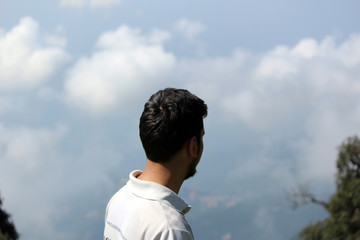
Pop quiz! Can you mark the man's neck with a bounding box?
[137,159,185,194]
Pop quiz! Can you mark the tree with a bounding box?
[0,193,19,240]
[290,136,360,240]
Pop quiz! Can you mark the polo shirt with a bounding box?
[104,170,194,240]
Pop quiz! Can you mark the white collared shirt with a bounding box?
[104,170,194,240]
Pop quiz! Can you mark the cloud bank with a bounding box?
[0,17,69,91]
[64,25,175,113]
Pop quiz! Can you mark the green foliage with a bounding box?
[300,136,360,240]
[0,233,14,240]
[0,194,19,240]
[299,221,327,240]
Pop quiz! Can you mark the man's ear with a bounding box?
[188,136,199,158]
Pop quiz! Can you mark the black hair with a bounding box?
[139,88,207,162]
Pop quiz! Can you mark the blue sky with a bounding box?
[1,0,360,239]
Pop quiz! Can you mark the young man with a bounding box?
[104,88,208,240]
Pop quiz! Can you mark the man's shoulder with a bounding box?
[158,227,194,240]
[147,203,194,240]
[160,203,190,230]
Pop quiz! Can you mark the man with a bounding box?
[104,88,208,240]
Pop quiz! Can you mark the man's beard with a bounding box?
[184,159,198,180]
[185,139,203,180]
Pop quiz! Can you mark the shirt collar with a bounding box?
[127,170,191,214]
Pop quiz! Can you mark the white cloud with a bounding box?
[64,25,175,113]
[291,38,319,58]
[174,18,206,41]
[255,45,298,78]
[0,124,67,172]
[0,17,70,91]
[218,34,360,129]
[60,0,122,8]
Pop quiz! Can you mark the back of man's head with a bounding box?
[139,88,208,163]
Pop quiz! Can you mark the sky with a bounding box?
[1,0,360,239]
